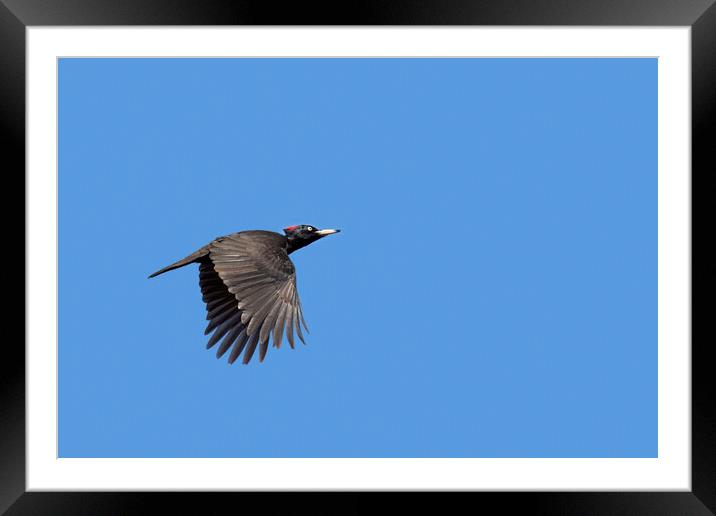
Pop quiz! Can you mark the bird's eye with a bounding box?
[307,226,314,231]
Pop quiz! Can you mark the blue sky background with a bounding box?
[58,58,657,458]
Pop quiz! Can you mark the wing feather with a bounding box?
[225,329,247,362]
[272,302,288,349]
[285,307,295,349]
[240,332,261,364]
[221,327,248,360]
[212,324,243,353]
[205,312,243,349]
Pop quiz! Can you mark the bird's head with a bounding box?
[283,224,340,253]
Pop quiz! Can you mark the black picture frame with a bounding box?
[3,1,712,514]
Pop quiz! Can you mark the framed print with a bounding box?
[4,0,713,513]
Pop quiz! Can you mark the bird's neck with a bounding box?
[286,235,319,254]
[285,237,303,255]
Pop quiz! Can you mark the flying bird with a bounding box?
[149,225,340,365]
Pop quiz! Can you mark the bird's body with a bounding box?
[149,225,340,365]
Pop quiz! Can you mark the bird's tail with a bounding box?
[148,245,210,279]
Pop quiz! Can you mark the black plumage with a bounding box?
[149,225,340,365]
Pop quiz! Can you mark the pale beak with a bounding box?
[315,229,340,236]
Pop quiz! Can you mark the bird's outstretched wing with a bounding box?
[200,231,308,365]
